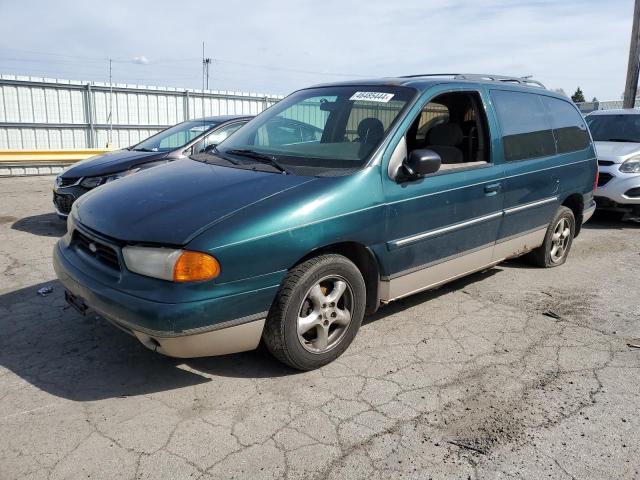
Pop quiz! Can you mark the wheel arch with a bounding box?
[561,193,584,236]
[292,242,381,315]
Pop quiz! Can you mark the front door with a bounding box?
[379,86,504,301]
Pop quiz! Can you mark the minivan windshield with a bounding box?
[586,114,640,143]
[210,86,416,176]
[132,120,220,152]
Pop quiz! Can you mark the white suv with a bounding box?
[586,109,640,219]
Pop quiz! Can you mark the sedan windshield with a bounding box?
[132,120,220,152]
[213,86,416,176]
[586,114,640,143]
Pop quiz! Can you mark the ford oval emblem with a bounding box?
[89,242,97,253]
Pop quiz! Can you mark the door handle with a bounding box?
[484,182,502,195]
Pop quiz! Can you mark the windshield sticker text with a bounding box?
[349,92,395,103]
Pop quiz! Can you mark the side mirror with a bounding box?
[203,143,218,153]
[403,149,441,177]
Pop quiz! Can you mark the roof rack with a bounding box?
[399,73,546,89]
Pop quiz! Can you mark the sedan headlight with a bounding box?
[620,156,640,173]
[79,161,169,188]
[80,169,138,188]
[122,246,221,282]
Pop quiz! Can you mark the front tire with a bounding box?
[528,206,575,268]
[263,254,366,370]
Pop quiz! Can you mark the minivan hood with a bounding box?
[75,159,315,245]
[63,149,170,177]
[594,141,640,163]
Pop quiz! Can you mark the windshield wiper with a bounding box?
[224,149,290,174]
[604,138,636,143]
[206,146,240,166]
[132,147,157,152]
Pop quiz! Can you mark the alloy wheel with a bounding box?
[550,217,571,263]
[296,275,354,353]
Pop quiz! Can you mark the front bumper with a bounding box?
[53,184,91,218]
[595,165,640,207]
[53,241,277,358]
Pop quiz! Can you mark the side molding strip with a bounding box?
[503,196,558,215]
[388,195,558,250]
[389,212,503,248]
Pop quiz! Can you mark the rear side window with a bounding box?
[491,90,555,161]
[541,96,590,153]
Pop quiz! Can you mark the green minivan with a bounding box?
[54,74,597,370]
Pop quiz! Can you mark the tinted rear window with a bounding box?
[541,96,590,153]
[491,90,555,161]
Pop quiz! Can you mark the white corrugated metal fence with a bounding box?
[0,75,284,150]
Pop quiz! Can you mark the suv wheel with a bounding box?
[528,206,575,268]
[263,254,366,370]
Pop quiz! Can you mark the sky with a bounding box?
[0,0,632,100]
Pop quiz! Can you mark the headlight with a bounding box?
[79,161,168,188]
[122,246,221,282]
[80,176,104,188]
[63,213,75,245]
[620,156,640,173]
[80,169,138,188]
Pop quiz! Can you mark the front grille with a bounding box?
[72,230,120,270]
[58,177,79,187]
[625,187,640,198]
[597,172,614,187]
[53,192,74,215]
[598,160,615,167]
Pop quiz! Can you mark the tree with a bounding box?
[571,87,586,103]
[592,97,598,102]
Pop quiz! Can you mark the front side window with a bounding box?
[491,90,555,161]
[133,120,220,152]
[194,122,246,153]
[541,96,590,153]
[586,114,640,143]
[404,91,490,170]
[414,102,450,143]
[215,86,416,176]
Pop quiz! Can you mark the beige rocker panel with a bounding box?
[133,319,266,358]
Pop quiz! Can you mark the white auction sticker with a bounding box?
[349,91,395,103]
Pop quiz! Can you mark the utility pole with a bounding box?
[202,42,205,94]
[201,42,212,120]
[202,42,212,90]
[108,58,113,147]
[623,0,640,108]
[204,58,212,89]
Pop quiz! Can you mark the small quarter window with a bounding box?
[491,90,555,161]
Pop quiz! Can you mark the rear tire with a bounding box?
[528,206,575,268]
[263,254,366,371]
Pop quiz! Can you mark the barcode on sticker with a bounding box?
[349,92,395,103]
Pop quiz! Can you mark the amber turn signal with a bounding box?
[173,251,220,282]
